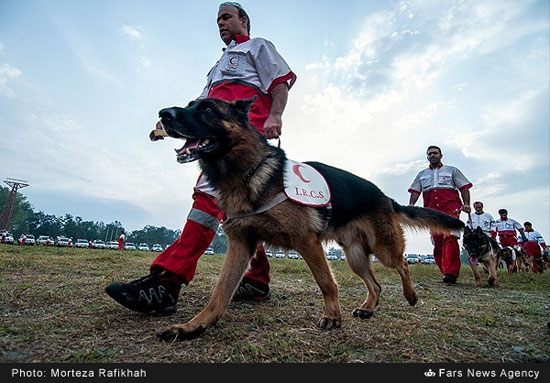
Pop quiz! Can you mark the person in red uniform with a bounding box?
[408,145,472,284]
[106,2,296,314]
[518,222,546,273]
[118,230,125,251]
[493,209,526,248]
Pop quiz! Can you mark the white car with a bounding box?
[36,235,54,246]
[204,247,215,255]
[327,254,338,260]
[406,254,421,264]
[124,242,136,250]
[422,255,436,264]
[152,244,163,252]
[138,243,150,251]
[19,234,35,245]
[340,255,346,261]
[92,240,106,249]
[266,250,273,258]
[1,231,15,244]
[288,251,299,259]
[56,237,71,247]
[106,241,119,250]
[275,250,285,258]
[75,239,89,248]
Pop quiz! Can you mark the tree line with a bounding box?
[0,186,228,251]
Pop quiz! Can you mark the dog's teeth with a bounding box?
[185,149,191,155]
[204,139,210,145]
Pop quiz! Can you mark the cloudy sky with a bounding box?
[1,0,548,254]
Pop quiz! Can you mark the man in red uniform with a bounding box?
[106,2,296,314]
[117,230,125,252]
[408,145,472,284]
[519,222,547,273]
[493,209,526,248]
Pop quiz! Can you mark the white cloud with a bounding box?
[67,35,121,86]
[122,25,145,41]
[0,62,22,95]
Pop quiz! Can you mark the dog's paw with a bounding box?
[157,324,205,341]
[352,308,374,319]
[317,316,341,330]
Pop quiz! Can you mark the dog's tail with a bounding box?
[391,200,465,234]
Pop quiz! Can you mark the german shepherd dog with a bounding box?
[152,98,465,340]
[499,246,532,273]
[463,226,501,287]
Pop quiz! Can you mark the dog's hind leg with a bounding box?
[296,232,341,330]
[157,237,254,341]
[344,242,381,319]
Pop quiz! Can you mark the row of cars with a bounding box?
[0,231,164,252]
[405,254,436,264]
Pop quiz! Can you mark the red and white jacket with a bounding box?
[494,218,523,238]
[408,163,472,215]
[518,230,546,247]
[468,212,495,234]
[198,35,296,135]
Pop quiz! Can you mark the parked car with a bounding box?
[288,251,299,259]
[138,243,150,251]
[1,231,15,244]
[106,241,119,250]
[422,255,435,264]
[406,254,421,264]
[266,250,273,258]
[204,247,215,255]
[36,235,53,246]
[75,239,89,248]
[124,242,136,250]
[151,244,163,252]
[275,250,285,258]
[92,240,106,249]
[56,236,70,247]
[18,234,35,245]
[340,254,346,261]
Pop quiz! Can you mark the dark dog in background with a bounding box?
[499,246,532,273]
[463,226,501,287]
[151,97,465,340]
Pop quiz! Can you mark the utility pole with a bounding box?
[0,178,30,231]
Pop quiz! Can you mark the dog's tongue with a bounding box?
[470,257,479,266]
[175,138,201,155]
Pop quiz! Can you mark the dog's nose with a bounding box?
[159,108,177,122]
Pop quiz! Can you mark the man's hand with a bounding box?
[263,114,282,139]
[461,205,472,213]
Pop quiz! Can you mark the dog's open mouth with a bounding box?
[150,120,217,163]
[174,137,217,163]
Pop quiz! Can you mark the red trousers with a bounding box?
[523,242,544,273]
[432,232,461,278]
[151,192,270,286]
[499,236,518,248]
[118,239,124,251]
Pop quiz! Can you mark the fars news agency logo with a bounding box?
[424,369,436,378]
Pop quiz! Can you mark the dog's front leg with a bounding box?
[297,233,341,330]
[468,257,482,287]
[157,238,253,341]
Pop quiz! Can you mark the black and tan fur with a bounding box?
[153,98,465,340]
[499,246,532,273]
[463,226,501,286]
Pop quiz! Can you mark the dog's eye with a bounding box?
[203,107,214,114]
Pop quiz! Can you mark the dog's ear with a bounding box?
[464,226,472,235]
[233,96,257,115]
[475,226,483,235]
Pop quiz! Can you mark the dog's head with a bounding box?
[150,97,259,163]
[463,226,488,259]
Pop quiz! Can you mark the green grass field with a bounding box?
[1,244,549,363]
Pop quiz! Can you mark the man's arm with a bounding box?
[409,192,420,206]
[459,188,471,213]
[263,83,289,139]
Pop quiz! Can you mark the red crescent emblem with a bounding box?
[229,56,238,65]
[293,164,310,183]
